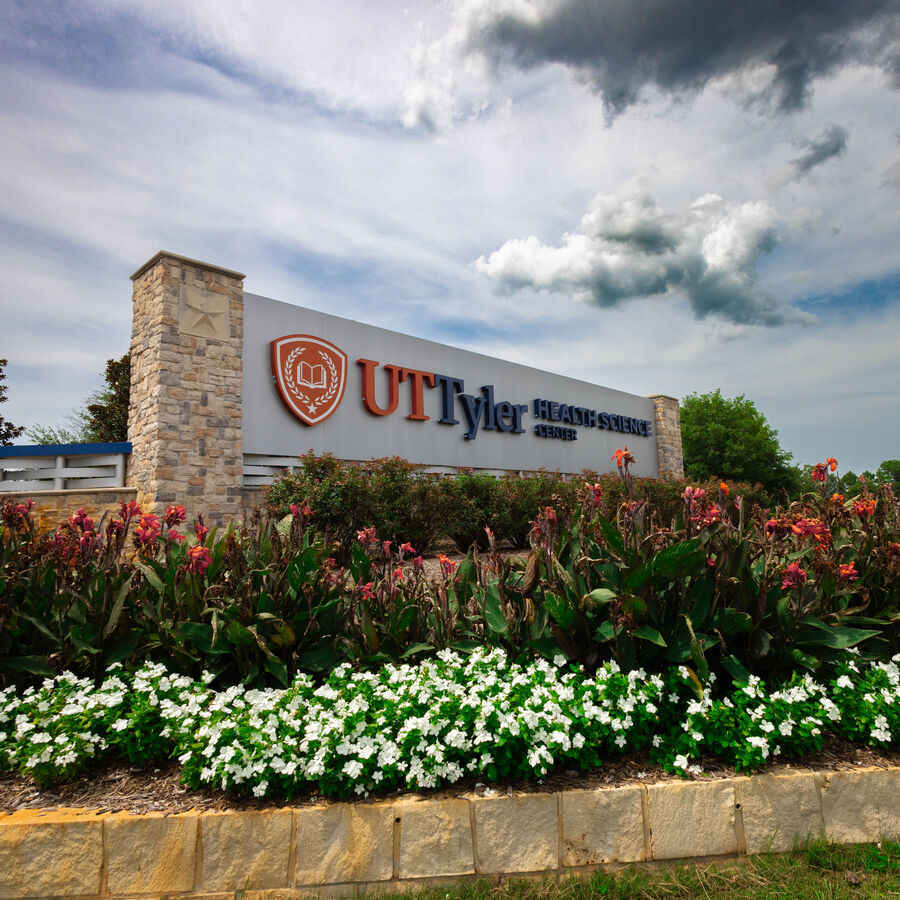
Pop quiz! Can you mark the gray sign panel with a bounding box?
[242,292,659,477]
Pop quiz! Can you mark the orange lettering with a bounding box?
[357,359,402,416]
[400,368,436,420]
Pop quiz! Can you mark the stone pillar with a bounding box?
[647,394,684,479]
[128,252,245,524]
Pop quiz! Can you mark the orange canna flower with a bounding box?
[719,481,729,495]
[826,457,838,472]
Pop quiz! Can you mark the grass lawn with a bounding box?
[392,840,900,900]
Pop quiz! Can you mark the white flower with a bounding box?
[673,754,689,770]
[836,675,853,689]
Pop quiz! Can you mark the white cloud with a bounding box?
[476,182,805,325]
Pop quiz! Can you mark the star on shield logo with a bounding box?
[271,335,348,426]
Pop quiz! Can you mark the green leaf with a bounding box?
[721,654,751,685]
[102,574,133,640]
[297,644,340,672]
[448,639,482,654]
[593,620,615,642]
[400,642,434,659]
[795,625,880,649]
[135,560,165,593]
[1,655,55,677]
[544,590,575,631]
[714,609,754,635]
[632,625,666,646]
[264,654,289,687]
[585,588,617,605]
[483,585,509,635]
[105,631,141,666]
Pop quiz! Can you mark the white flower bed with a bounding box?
[1,649,898,799]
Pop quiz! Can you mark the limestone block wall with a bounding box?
[647,394,685,479]
[2,767,899,898]
[128,252,245,524]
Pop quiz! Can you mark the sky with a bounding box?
[0,0,898,475]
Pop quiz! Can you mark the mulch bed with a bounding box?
[3,737,899,815]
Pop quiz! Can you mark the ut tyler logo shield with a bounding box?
[270,335,348,425]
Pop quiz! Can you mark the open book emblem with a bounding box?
[270,334,348,426]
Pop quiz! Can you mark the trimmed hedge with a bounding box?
[263,451,774,554]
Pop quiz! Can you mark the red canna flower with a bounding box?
[811,463,827,483]
[163,505,187,527]
[392,566,404,582]
[852,498,876,519]
[399,541,416,557]
[439,554,456,577]
[356,526,377,548]
[167,528,185,543]
[781,562,808,590]
[358,581,375,600]
[187,545,212,575]
[837,562,858,581]
[194,521,209,542]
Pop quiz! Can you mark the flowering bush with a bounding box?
[3,649,900,798]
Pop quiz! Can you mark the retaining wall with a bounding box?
[2,766,899,899]
[0,487,139,533]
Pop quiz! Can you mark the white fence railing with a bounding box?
[242,453,304,487]
[242,453,523,487]
[0,443,131,493]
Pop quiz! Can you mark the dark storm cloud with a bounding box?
[791,125,848,175]
[461,0,900,118]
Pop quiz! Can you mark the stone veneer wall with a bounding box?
[647,394,684,479]
[128,252,245,524]
[0,488,138,533]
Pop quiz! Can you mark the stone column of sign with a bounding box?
[128,252,245,523]
[647,394,685,479]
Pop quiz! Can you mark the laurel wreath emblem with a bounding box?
[283,347,339,415]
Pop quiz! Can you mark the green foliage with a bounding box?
[0,358,24,446]
[265,453,772,556]
[681,389,796,495]
[84,353,130,442]
[2,468,898,692]
[26,352,130,445]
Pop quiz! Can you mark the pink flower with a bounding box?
[187,545,212,575]
[356,526,377,547]
[781,562,808,591]
[120,500,142,520]
[358,581,375,600]
[71,508,94,533]
[134,513,161,547]
[163,505,187,527]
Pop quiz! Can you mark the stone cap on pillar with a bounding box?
[130,251,246,283]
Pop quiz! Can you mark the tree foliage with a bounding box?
[26,353,130,445]
[680,390,795,495]
[84,353,131,443]
[0,359,24,446]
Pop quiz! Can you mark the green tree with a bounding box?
[875,459,900,490]
[26,353,131,445]
[680,390,796,495]
[84,353,131,442]
[0,358,25,445]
